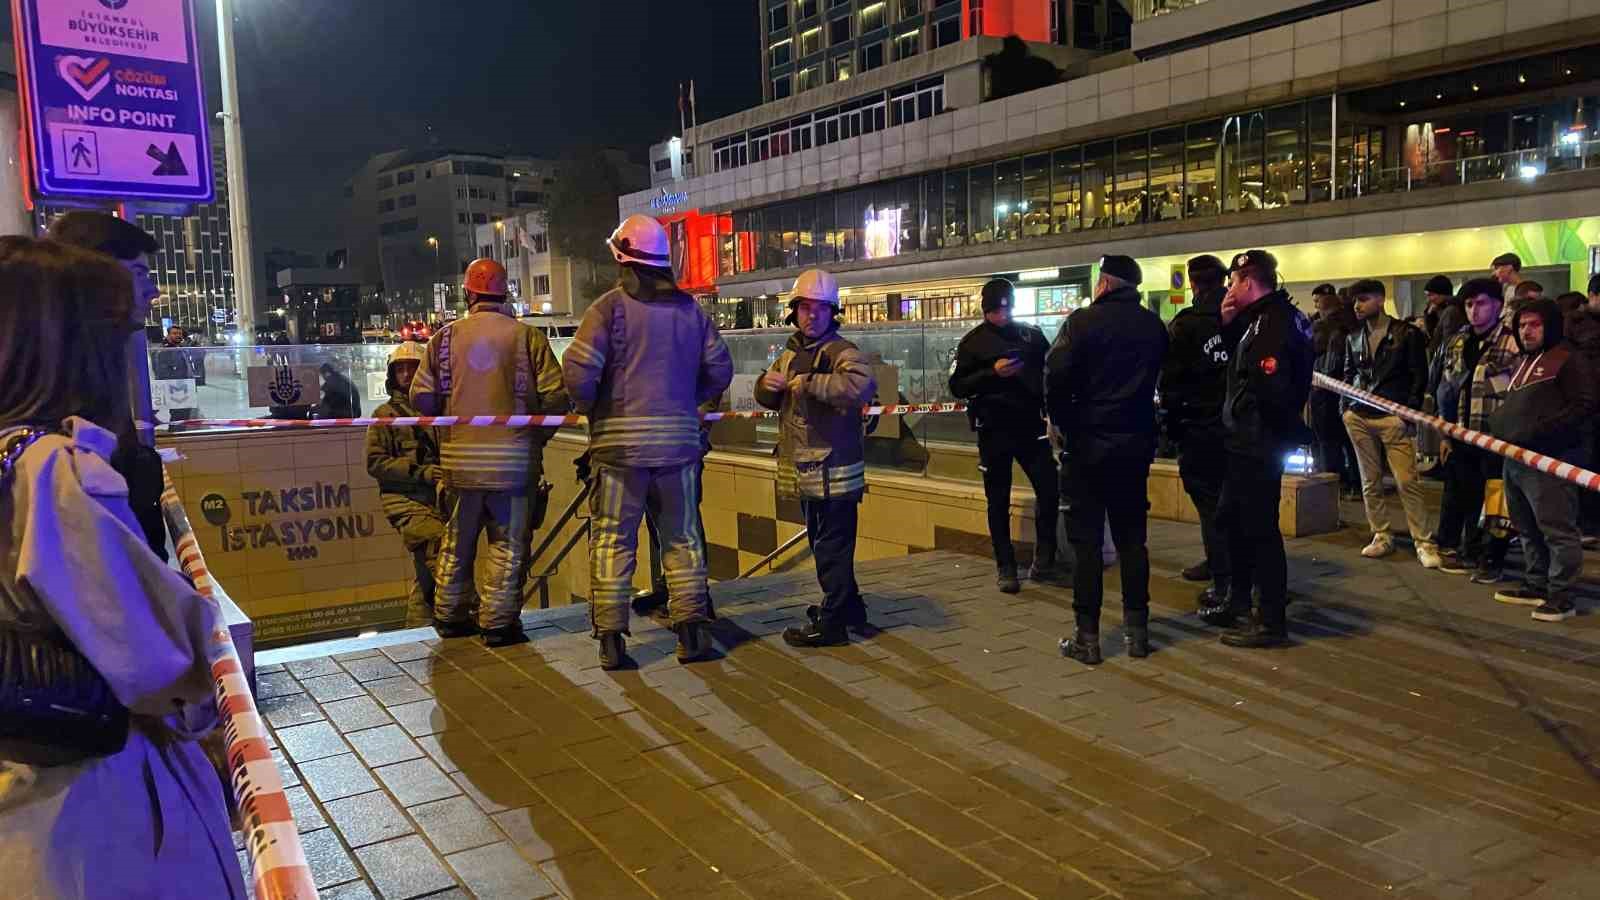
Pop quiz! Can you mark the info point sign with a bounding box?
[13,0,214,204]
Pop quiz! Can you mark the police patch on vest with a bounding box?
[1260,356,1279,375]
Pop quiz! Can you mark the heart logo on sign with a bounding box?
[56,55,112,102]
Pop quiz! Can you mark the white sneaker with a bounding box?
[1362,535,1395,558]
[1417,544,1442,570]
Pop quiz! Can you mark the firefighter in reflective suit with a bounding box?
[410,257,567,647]
[563,214,734,670]
[755,269,878,647]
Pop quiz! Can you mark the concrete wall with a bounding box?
[164,426,1336,647]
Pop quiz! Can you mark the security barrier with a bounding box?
[1314,373,1600,492]
[170,401,969,430]
[160,471,318,900]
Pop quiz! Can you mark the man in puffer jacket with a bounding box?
[755,268,877,649]
[412,257,567,647]
[368,342,449,627]
[1487,298,1599,622]
[563,215,733,670]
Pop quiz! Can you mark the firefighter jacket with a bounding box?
[754,328,877,500]
[562,285,733,469]
[410,305,567,493]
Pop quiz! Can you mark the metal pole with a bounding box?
[215,0,257,344]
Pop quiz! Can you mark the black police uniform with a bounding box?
[1216,270,1315,642]
[1046,282,1169,639]
[949,318,1058,576]
[1159,283,1230,599]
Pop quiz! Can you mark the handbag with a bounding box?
[1482,477,1513,539]
[0,426,130,759]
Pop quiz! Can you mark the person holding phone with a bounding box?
[950,279,1060,594]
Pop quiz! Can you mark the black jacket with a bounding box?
[1045,285,1169,465]
[948,319,1049,432]
[1489,298,1599,458]
[1222,290,1315,459]
[1342,315,1427,416]
[1159,286,1228,435]
[1310,311,1352,414]
[1425,300,1467,359]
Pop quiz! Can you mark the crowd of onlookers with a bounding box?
[1307,252,1600,622]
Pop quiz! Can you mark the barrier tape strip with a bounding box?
[168,401,970,430]
[1313,373,1600,492]
[160,472,319,900]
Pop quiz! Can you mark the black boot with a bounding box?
[1198,589,1238,628]
[1220,615,1288,649]
[997,563,1021,594]
[481,624,529,648]
[1182,560,1211,582]
[674,620,715,664]
[806,603,869,631]
[1059,630,1102,666]
[630,588,667,617]
[432,618,480,639]
[1124,624,1150,659]
[1029,545,1063,582]
[783,620,848,648]
[597,632,632,670]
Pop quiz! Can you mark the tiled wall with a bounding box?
[164,428,1337,646]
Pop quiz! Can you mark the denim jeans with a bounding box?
[1503,459,1583,596]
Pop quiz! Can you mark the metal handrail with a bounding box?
[530,518,592,611]
[523,480,593,610]
[739,528,810,580]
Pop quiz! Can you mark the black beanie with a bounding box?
[981,278,1014,313]
[1099,255,1142,287]
[1424,275,1453,296]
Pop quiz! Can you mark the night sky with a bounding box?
[14,0,758,257]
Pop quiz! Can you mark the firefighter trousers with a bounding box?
[589,461,710,634]
[434,490,532,631]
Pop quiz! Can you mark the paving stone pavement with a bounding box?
[241,519,1600,899]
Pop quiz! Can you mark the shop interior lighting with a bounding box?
[1520,163,1540,179]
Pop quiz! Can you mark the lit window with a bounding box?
[861,2,886,33]
[800,26,822,56]
[770,38,792,67]
[893,29,920,61]
[830,54,853,82]
[797,65,819,92]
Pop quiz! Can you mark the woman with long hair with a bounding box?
[0,236,244,898]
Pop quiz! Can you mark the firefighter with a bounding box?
[755,269,878,648]
[410,258,567,647]
[948,278,1060,593]
[563,214,733,670]
[367,341,450,627]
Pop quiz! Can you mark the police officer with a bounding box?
[564,215,733,670]
[949,278,1060,593]
[411,257,568,647]
[1159,255,1231,612]
[1048,256,1169,665]
[1209,250,1315,648]
[755,269,877,648]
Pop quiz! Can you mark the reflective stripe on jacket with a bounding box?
[754,329,876,500]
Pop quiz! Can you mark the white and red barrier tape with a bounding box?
[1314,373,1600,492]
[169,401,969,430]
[160,472,318,900]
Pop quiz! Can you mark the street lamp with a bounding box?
[426,236,440,316]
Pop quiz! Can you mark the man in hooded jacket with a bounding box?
[368,341,450,626]
[1487,298,1598,622]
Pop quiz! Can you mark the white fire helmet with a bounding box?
[789,268,841,309]
[607,214,672,269]
[387,340,426,371]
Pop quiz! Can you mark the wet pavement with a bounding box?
[244,519,1600,899]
